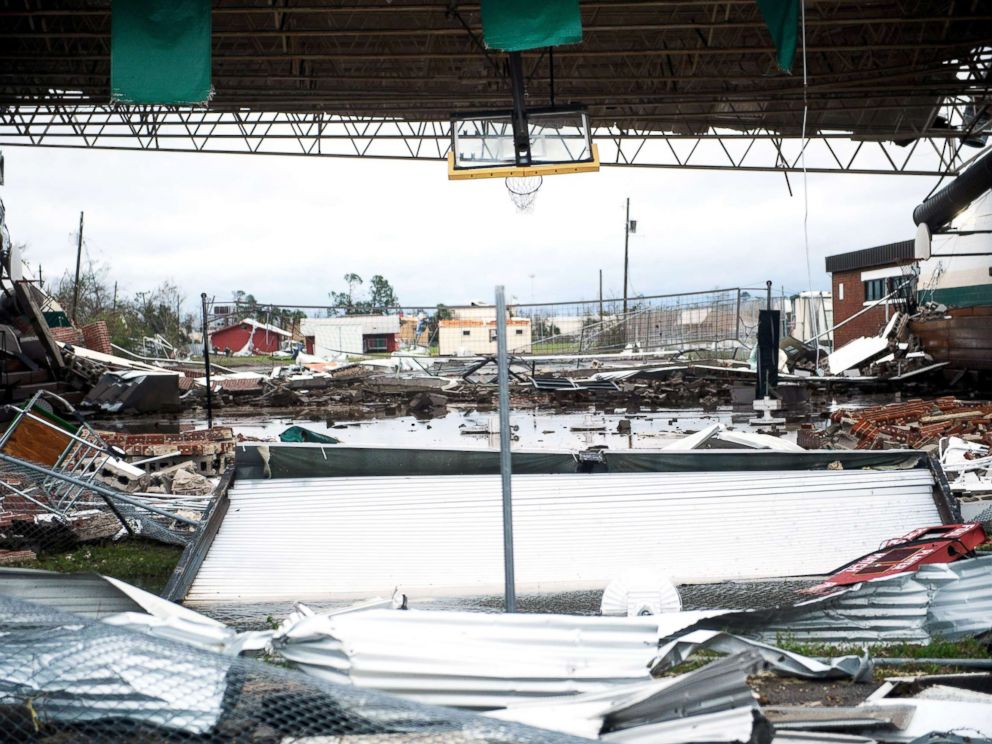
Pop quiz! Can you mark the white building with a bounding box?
[301,315,401,357]
[438,318,532,356]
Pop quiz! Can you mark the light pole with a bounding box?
[622,198,637,315]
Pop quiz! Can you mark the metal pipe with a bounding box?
[913,148,992,231]
[494,285,516,613]
[0,452,200,526]
[201,292,214,429]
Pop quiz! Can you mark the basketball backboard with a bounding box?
[448,107,600,180]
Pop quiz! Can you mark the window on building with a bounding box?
[864,278,886,301]
[462,330,471,337]
[838,283,844,301]
[864,275,915,303]
[515,329,524,335]
[489,329,498,342]
[364,335,389,352]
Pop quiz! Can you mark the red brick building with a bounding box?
[825,240,917,348]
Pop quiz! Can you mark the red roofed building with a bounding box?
[209,318,290,355]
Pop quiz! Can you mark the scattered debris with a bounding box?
[815,397,992,450]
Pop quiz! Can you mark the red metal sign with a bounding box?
[806,523,987,594]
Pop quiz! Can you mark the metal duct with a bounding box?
[913,148,992,230]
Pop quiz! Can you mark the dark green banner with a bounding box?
[111,0,212,104]
[481,0,582,52]
[756,0,799,72]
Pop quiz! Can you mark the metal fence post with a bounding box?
[495,285,516,613]
[201,292,214,429]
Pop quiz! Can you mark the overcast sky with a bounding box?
[1,145,936,312]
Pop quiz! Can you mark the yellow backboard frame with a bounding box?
[447,144,600,180]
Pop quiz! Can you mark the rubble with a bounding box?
[812,397,992,450]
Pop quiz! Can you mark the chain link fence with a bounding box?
[0,594,587,743]
[203,288,773,359]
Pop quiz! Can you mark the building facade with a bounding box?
[301,315,400,357]
[438,318,532,356]
[825,240,917,348]
[209,319,290,355]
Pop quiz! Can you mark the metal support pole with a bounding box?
[201,292,214,429]
[623,198,630,316]
[599,269,604,317]
[495,285,516,613]
[507,52,531,166]
[71,211,83,324]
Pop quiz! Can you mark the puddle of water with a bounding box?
[128,407,752,450]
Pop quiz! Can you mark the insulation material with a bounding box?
[110,0,212,105]
[185,469,942,603]
[480,0,582,52]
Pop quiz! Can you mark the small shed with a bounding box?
[209,319,290,355]
[301,315,401,357]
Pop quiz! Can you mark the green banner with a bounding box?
[756,0,799,72]
[111,0,212,105]
[481,0,582,52]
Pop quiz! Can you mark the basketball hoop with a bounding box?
[505,175,543,212]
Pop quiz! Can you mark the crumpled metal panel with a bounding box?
[727,555,992,645]
[271,607,667,710]
[187,468,941,602]
[0,600,228,734]
[652,630,873,681]
[489,652,769,744]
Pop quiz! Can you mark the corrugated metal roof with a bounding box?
[185,469,941,603]
[824,240,915,274]
[731,554,992,645]
[272,607,665,709]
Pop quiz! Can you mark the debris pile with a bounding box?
[815,397,992,450]
[97,426,238,477]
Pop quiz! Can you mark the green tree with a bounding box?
[368,274,399,311]
[328,272,399,315]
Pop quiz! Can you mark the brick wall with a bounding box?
[81,321,112,355]
[831,269,889,348]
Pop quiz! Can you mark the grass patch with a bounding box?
[8,539,184,595]
[192,354,278,369]
[775,637,991,675]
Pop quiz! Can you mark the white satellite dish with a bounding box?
[914,222,932,260]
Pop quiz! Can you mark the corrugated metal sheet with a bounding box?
[186,469,941,603]
[271,608,664,709]
[735,555,992,645]
[0,567,145,618]
[824,240,915,274]
[490,652,764,743]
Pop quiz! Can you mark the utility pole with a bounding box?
[622,198,630,316]
[71,211,83,324]
[598,269,604,317]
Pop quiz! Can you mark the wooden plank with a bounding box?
[12,281,65,374]
[1,414,72,467]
